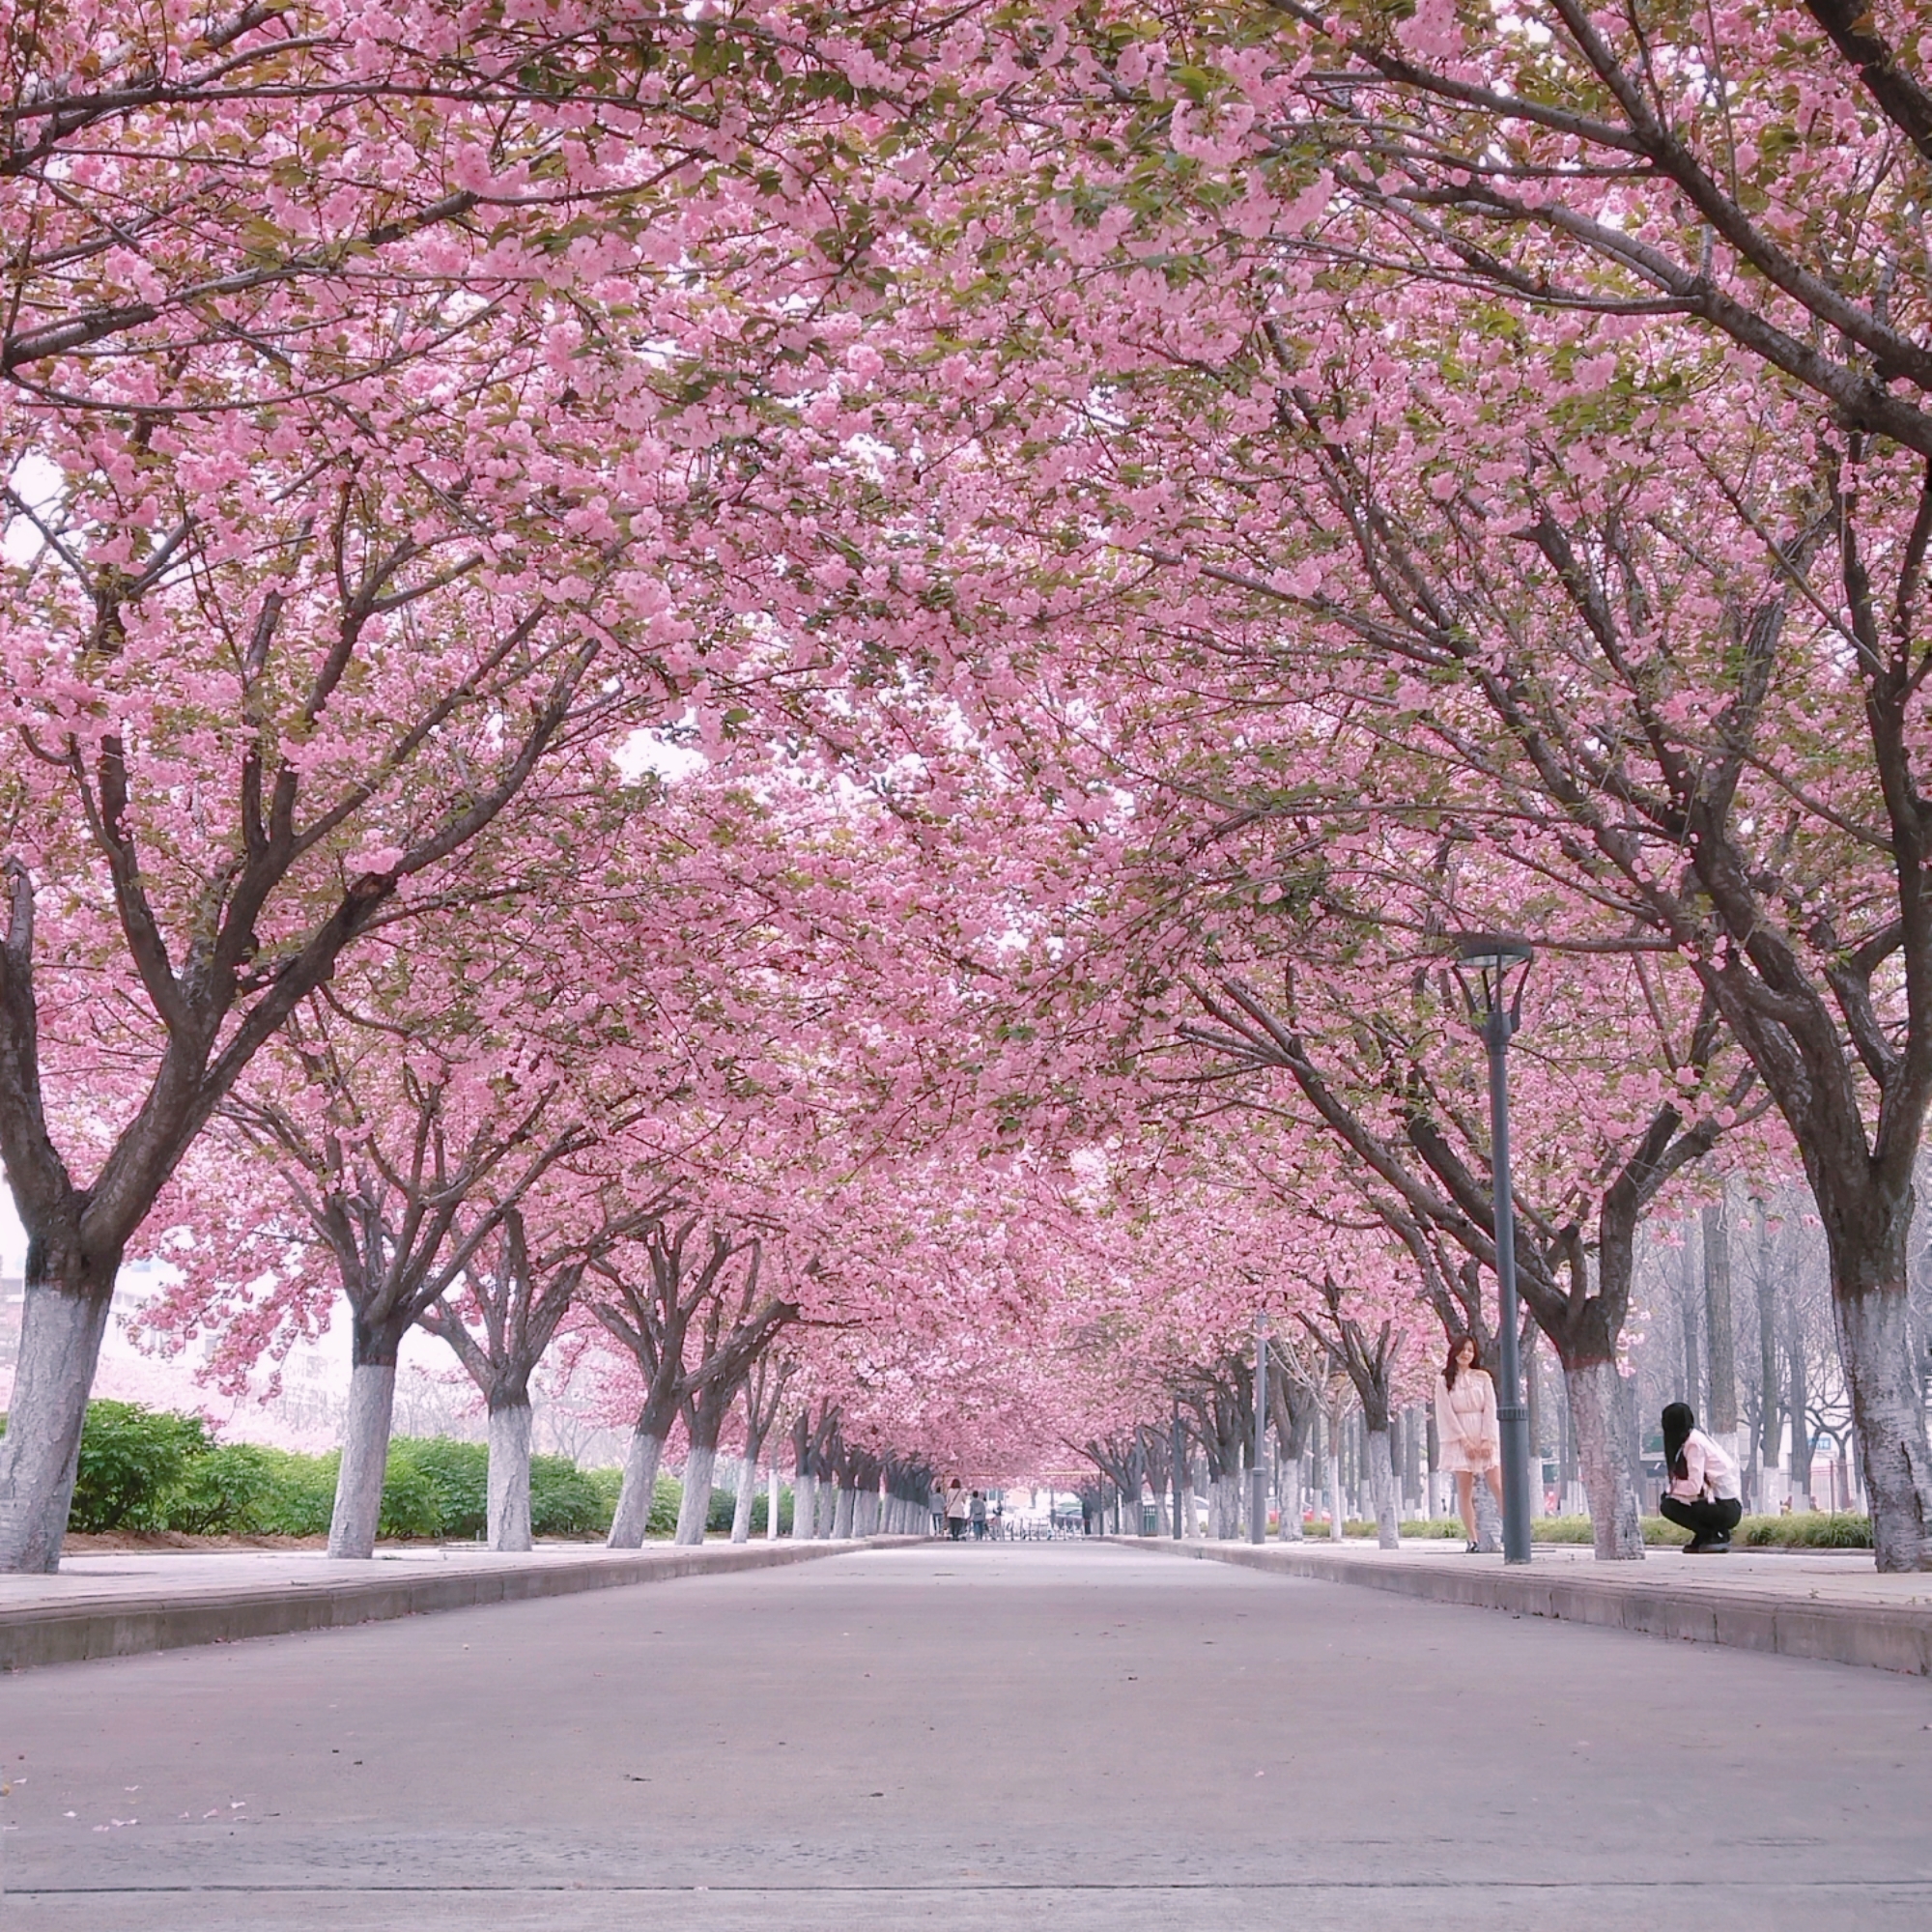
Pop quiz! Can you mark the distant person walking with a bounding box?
[970,1491,988,1541]
[946,1479,971,1541]
[1435,1334,1502,1553]
[1659,1403,1743,1553]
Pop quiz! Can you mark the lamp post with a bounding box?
[1450,932,1536,1566]
[1249,1311,1270,1545]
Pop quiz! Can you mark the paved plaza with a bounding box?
[2,1542,1928,1930]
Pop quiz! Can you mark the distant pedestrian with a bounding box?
[946,1478,971,1541]
[1435,1334,1503,1553]
[969,1491,988,1540]
[1659,1403,1743,1553]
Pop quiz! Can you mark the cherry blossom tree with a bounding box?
[867,2,1932,1566]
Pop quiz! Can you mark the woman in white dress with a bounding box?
[1435,1334,1503,1553]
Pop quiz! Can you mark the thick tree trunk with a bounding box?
[1679,1235,1702,1413]
[487,1397,534,1552]
[607,1428,666,1548]
[791,1472,817,1539]
[1756,1207,1780,1508]
[1523,1342,1545,1518]
[1702,1202,1739,1448]
[731,1458,757,1544]
[1277,1454,1303,1540]
[1472,1473,1502,1552]
[328,1359,398,1560]
[1565,1358,1644,1561]
[1833,1272,1932,1568]
[832,1483,856,1540]
[673,1444,717,1545]
[1209,1471,1236,1539]
[1365,1428,1400,1548]
[0,1265,117,1573]
[1786,1300,1811,1510]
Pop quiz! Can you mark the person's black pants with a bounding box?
[1659,1494,1743,1545]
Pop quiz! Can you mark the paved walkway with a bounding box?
[1,1542,1927,1930]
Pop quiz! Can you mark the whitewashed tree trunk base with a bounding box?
[1367,1429,1401,1549]
[0,1282,116,1573]
[767,1464,781,1541]
[1325,1452,1344,1542]
[1833,1286,1932,1571]
[607,1429,666,1548]
[1567,1358,1644,1561]
[673,1445,718,1545]
[784,1476,815,1538]
[1472,1475,1502,1553]
[328,1362,398,1560]
[730,1458,757,1544]
[487,1400,534,1552]
[1278,1466,1304,1541]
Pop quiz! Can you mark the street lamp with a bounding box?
[1249,1311,1269,1546]
[1449,932,1535,1566]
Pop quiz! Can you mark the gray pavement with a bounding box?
[1,1541,1927,1931]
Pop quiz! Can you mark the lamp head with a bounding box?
[1447,931,1535,1032]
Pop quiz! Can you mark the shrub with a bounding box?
[391,1438,489,1539]
[246,1449,339,1537]
[1741,1512,1872,1548]
[649,1473,680,1537]
[1341,1510,1873,1549]
[165,1442,280,1535]
[375,1453,444,1539]
[2,1401,628,1544]
[749,1488,793,1536]
[70,1402,210,1532]
[706,1484,738,1533]
[584,1464,624,1523]
[530,1455,608,1537]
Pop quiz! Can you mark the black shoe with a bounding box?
[1705,1536,1732,1554]
[1683,1537,1710,1553]
[1465,1540,1479,1553]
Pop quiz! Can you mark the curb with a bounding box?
[1120,1538,1932,1675]
[0,1537,916,1673]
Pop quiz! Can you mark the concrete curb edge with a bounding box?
[0,1537,921,1673]
[1117,1537,1932,1674]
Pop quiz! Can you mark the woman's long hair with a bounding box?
[1443,1334,1482,1390]
[1662,1403,1696,1481]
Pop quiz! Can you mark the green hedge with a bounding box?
[2,1403,634,1541]
[2,1404,802,1542]
[1336,1512,1875,1548]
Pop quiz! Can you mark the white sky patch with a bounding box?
[3,452,64,565]
[614,724,707,782]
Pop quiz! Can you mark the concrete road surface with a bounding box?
[1,1542,1927,1931]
